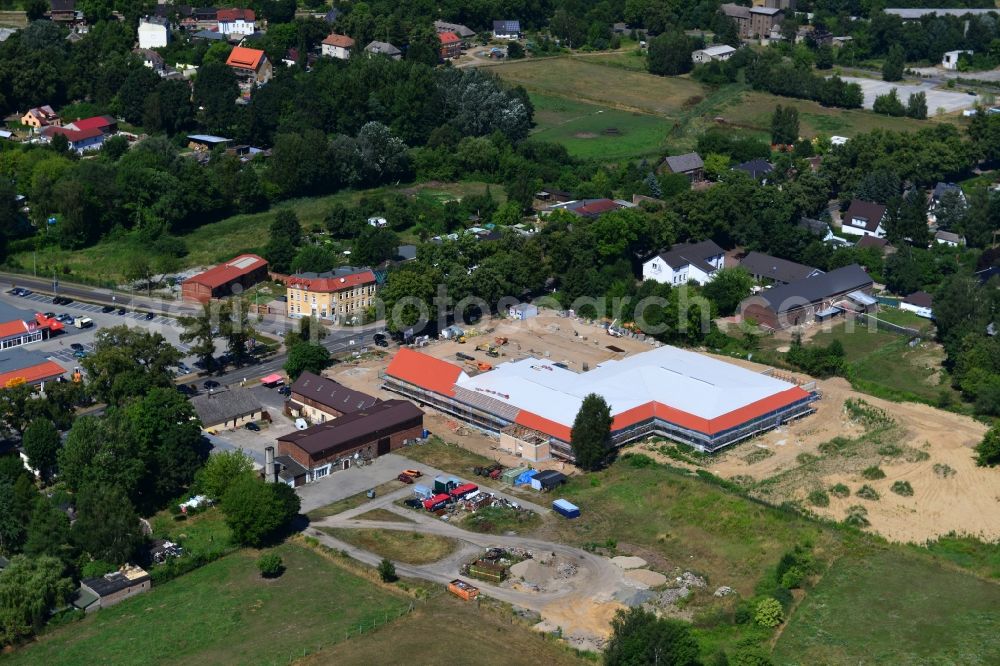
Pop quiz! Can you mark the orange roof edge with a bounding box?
[385,348,463,397]
[0,360,66,388]
[515,410,572,442]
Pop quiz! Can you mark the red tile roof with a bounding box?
[0,360,66,388]
[40,125,104,143]
[322,33,354,48]
[0,320,27,339]
[217,7,254,21]
[226,46,266,71]
[68,115,115,132]
[438,31,460,44]
[576,199,621,217]
[184,254,267,289]
[515,410,572,442]
[385,348,464,398]
[286,270,376,293]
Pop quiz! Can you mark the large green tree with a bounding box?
[648,32,693,76]
[221,476,300,547]
[703,267,754,316]
[0,556,74,646]
[882,44,905,82]
[570,393,613,471]
[976,425,1000,467]
[180,302,220,373]
[196,450,256,501]
[23,497,72,561]
[21,418,60,482]
[71,484,144,565]
[284,342,330,380]
[604,607,701,666]
[81,326,181,405]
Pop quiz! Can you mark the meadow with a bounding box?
[319,527,460,565]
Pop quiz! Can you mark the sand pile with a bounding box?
[624,569,667,589]
[610,555,647,570]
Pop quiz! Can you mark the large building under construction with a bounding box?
[384,346,816,460]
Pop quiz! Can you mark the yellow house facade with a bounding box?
[285,269,377,322]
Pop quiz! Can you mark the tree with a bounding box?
[24,0,48,21]
[192,62,239,134]
[754,597,784,627]
[771,105,799,145]
[179,302,220,373]
[507,41,525,59]
[81,326,181,405]
[0,556,74,646]
[353,226,399,266]
[284,342,330,380]
[873,89,905,117]
[648,32,693,76]
[406,24,440,66]
[703,267,754,316]
[570,393,613,471]
[604,607,700,666]
[23,497,71,560]
[882,44,904,82]
[292,245,337,273]
[377,557,396,582]
[219,297,257,363]
[906,92,928,119]
[265,209,302,273]
[257,552,284,578]
[221,476,300,547]
[703,153,731,181]
[21,419,60,482]
[976,426,1000,466]
[71,484,144,565]
[196,450,256,500]
[815,45,834,70]
[124,254,153,294]
[285,315,327,347]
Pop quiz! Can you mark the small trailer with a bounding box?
[552,498,580,519]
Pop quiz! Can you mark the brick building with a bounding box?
[277,400,423,481]
[286,371,379,424]
[181,254,269,302]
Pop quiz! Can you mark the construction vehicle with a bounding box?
[457,336,466,343]
[475,342,492,353]
[494,336,508,346]
[402,469,423,478]
[485,348,499,358]
[456,352,475,361]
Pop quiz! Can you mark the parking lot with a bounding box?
[201,383,297,457]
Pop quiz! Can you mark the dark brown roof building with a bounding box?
[288,371,379,421]
[739,251,823,285]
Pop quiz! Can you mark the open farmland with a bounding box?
[6,543,410,666]
[773,551,1000,665]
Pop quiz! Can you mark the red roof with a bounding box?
[217,7,254,21]
[184,254,267,289]
[516,410,572,442]
[576,199,621,217]
[323,33,354,48]
[40,125,103,144]
[226,46,266,71]
[286,270,376,293]
[385,349,464,398]
[0,320,27,339]
[0,360,66,388]
[438,31,460,44]
[68,115,115,132]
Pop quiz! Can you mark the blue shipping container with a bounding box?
[413,485,432,499]
[552,498,580,519]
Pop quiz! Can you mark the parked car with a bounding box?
[53,296,72,305]
[101,305,115,313]
[278,386,291,396]
[73,350,87,358]
[176,363,192,374]
[58,313,74,323]
[397,473,414,484]
[117,308,126,315]
[402,469,423,478]
[403,498,423,509]
[70,343,84,351]
[203,380,220,390]
[14,288,31,296]
[144,312,156,320]
[373,333,388,347]
[244,422,260,431]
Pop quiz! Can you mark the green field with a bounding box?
[773,551,1000,665]
[148,506,233,559]
[13,181,499,285]
[529,94,673,160]
[8,543,410,665]
[319,527,460,565]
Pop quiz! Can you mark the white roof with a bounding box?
[456,346,798,427]
[697,45,736,56]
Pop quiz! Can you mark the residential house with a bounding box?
[138,16,170,49]
[734,158,773,181]
[927,182,965,228]
[434,20,475,40]
[691,44,736,64]
[739,251,823,285]
[48,0,78,24]
[321,33,354,59]
[365,40,402,59]
[856,235,893,254]
[226,46,272,84]
[20,105,60,129]
[276,400,424,481]
[739,264,874,330]
[942,50,971,70]
[39,125,104,153]
[750,7,784,39]
[287,371,379,424]
[135,47,166,73]
[660,152,704,182]
[840,199,887,239]
[285,267,378,322]
[217,8,255,37]
[642,240,726,286]
[65,115,117,135]
[900,291,933,319]
[187,133,232,151]
[542,198,628,218]
[190,387,267,431]
[492,20,521,40]
[181,253,268,302]
[192,7,219,30]
[439,31,462,59]
[78,566,150,612]
[934,229,964,247]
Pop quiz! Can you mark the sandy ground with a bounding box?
[839,76,980,113]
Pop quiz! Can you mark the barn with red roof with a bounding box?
[182,254,269,303]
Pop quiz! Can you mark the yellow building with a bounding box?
[285,268,378,322]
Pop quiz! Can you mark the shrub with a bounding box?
[780,566,805,589]
[257,552,284,578]
[754,597,784,627]
[829,483,850,498]
[932,463,956,478]
[797,453,818,465]
[855,484,880,500]
[877,444,903,457]
[807,490,830,507]
[890,480,914,496]
[861,466,886,480]
[625,453,655,468]
[378,558,397,582]
[843,505,870,528]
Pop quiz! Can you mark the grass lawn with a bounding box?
[8,543,410,666]
[306,479,407,521]
[357,508,414,522]
[299,593,591,666]
[773,551,1000,665]
[12,182,499,285]
[148,506,233,559]
[529,93,673,160]
[319,527,460,565]
[462,505,543,535]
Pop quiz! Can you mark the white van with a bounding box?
[74,317,93,329]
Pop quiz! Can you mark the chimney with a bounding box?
[264,446,276,484]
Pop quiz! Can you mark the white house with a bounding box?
[492,20,521,40]
[900,291,933,319]
[642,240,725,286]
[942,50,971,70]
[934,230,964,247]
[137,16,170,49]
[509,302,538,320]
[692,44,736,64]
[321,33,354,60]
[367,216,388,228]
[217,8,255,37]
[840,199,887,239]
